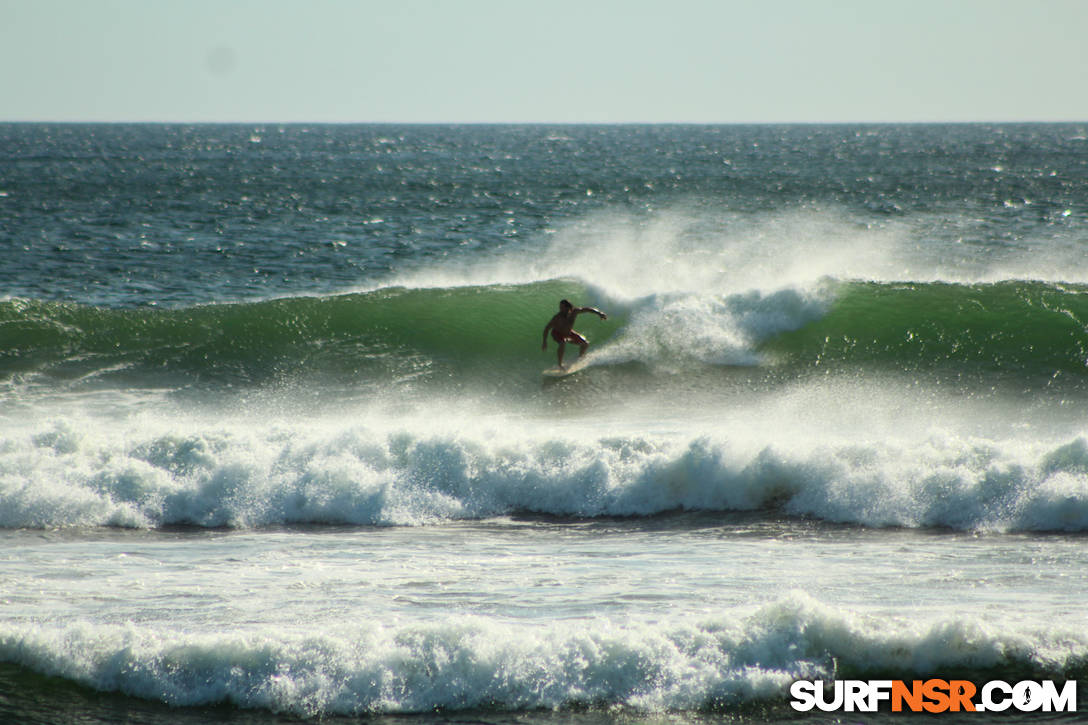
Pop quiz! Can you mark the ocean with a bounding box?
[1,123,1087,723]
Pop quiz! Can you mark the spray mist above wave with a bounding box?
[380,204,1088,301]
[382,207,918,298]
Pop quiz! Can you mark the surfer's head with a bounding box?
[559,299,572,312]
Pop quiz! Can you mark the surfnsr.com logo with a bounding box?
[790,679,1077,713]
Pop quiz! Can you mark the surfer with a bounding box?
[542,299,607,369]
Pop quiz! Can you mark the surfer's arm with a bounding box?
[575,307,607,320]
[542,320,553,349]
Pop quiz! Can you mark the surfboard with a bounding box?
[542,359,588,378]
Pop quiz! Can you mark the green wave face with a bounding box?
[7,279,1088,398]
[762,280,1088,381]
[0,280,606,389]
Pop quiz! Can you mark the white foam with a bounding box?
[0,592,1079,716]
[591,285,832,369]
[378,206,911,298]
[4,393,1088,532]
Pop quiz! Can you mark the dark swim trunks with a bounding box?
[551,329,582,343]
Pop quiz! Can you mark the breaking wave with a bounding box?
[1,592,1083,717]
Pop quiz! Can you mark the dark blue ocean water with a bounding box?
[3,123,1085,307]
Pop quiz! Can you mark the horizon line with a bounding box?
[3,118,1087,126]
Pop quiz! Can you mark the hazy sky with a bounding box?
[2,0,1086,123]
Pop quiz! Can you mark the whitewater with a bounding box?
[1,123,1087,722]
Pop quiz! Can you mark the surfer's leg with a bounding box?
[571,331,589,357]
[556,341,566,368]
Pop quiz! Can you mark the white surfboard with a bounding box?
[542,359,589,378]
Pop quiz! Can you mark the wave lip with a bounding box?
[1,593,1080,717]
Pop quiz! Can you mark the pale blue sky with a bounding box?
[2,0,1086,123]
